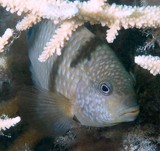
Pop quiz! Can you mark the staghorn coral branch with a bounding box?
[16,14,42,31]
[0,115,21,131]
[77,3,160,42]
[38,19,83,62]
[0,28,13,52]
[0,0,160,61]
[0,0,78,22]
[106,21,120,43]
[135,55,160,76]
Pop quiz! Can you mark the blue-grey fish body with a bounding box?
[24,20,139,135]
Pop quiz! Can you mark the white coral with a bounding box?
[1,0,160,61]
[0,115,21,131]
[0,28,13,52]
[135,55,160,76]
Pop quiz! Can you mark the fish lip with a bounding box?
[119,106,140,117]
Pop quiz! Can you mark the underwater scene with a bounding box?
[0,0,160,150]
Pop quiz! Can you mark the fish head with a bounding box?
[74,45,139,127]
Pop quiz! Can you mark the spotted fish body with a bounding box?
[25,20,139,135]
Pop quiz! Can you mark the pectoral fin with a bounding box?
[18,88,74,136]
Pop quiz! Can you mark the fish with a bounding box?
[19,19,139,136]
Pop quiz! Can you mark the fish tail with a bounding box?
[18,87,74,136]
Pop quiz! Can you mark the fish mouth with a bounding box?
[119,106,139,121]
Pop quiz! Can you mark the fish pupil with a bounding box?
[100,82,112,95]
[102,85,109,92]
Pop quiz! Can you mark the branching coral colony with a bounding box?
[0,0,159,64]
[0,0,160,137]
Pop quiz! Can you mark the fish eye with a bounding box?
[99,82,112,95]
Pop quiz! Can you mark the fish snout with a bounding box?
[117,94,139,122]
[119,105,139,122]
[107,94,139,124]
